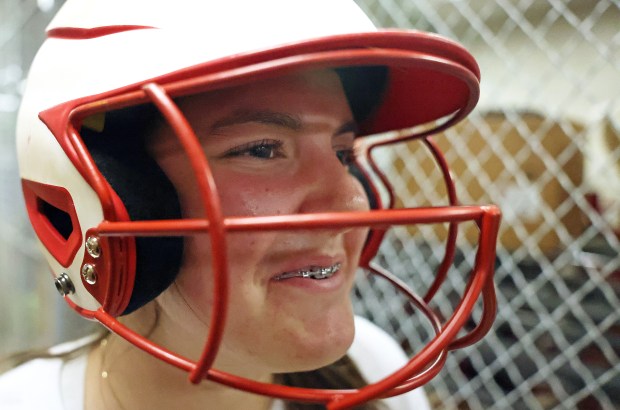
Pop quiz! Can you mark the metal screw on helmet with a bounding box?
[85,236,101,258]
[54,273,75,296]
[81,264,97,285]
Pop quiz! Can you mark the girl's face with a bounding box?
[148,69,370,378]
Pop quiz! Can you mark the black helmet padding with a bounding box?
[82,105,184,315]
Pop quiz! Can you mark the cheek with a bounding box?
[158,158,283,218]
[214,172,293,217]
[175,237,214,306]
[345,227,370,270]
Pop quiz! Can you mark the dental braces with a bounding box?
[274,263,341,280]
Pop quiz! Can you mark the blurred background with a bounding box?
[0,1,618,409]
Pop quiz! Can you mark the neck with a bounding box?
[85,332,275,410]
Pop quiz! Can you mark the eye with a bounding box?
[222,139,285,159]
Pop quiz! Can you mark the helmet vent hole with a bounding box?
[38,198,73,240]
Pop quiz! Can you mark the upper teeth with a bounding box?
[275,263,341,281]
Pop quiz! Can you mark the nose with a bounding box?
[297,149,370,215]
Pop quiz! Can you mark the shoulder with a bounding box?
[349,316,432,410]
[0,347,88,410]
[0,357,65,409]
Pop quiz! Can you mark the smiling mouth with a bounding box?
[273,263,342,281]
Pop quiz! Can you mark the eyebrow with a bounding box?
[209,109,358,137]
[210,109,303,133]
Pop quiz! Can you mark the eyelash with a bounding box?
[221,139,356,166]
[336,148,356,167]
[222,139,285,159]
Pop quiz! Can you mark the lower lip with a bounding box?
[270,270,347,292]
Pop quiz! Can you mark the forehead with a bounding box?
[146,69,355,151]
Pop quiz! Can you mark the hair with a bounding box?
[276,357,386,410]
[0,332,105,375]
[2,296,385,409]
[0,328,383,409]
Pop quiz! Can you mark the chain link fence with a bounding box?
[1,1,618,409]
[352,1,620,409]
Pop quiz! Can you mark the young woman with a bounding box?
[0,0,500,409]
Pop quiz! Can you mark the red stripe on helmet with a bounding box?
[47,25,154,39]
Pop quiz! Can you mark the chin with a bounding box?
[277,304,357,373]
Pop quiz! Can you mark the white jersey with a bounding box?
[0,317,430,409]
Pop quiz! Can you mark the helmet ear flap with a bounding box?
[336,65,388,131]
[82,106,184,315]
